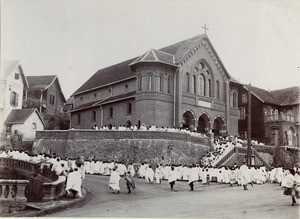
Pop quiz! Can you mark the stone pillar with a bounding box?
[0,180,29,213]
[209,132,214,150]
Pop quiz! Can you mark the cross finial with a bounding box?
[202,23,209,35]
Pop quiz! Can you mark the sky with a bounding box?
[1,0,300,99]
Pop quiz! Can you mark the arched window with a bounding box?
[77,114,81,124]
[185,73,190,92]
[127,102,132,114]
[208,79,211,97]
[167,76,172,94]
[148,75,152,91]
[109,106,113,118]
[233,92,237,108]
[92,110,96,121]
[193,75,196,94]
[216,80,220,99]
[199,74,205,96]
[139,76,143,92]
[158,76,162,92]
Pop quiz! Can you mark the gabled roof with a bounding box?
[1,60,20,80]
[5,108,45,127]
[244,85,280,105]
[73,58,136,96]
[160,35,204,63]
[1,61,29,88]
[270,86,300,106]
[73,34,233,96]
[129,49,177,67]
[26,75,57,90]
[26,75,66,103]
[71,91,136,112]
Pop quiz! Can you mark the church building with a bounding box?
[70,34,241,136]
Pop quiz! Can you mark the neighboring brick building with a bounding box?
[238,85,299,147]
[23,75,68,130]
[70,34,241,136]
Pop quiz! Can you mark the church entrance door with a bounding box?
[182,111,195,131]
[213,117,226,136]
[197,114,210,134]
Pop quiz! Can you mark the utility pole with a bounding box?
[247,84,252,166]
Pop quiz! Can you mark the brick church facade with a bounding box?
[70,35,240,136]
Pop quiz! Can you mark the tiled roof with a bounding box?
[5,108,37,124]
[26,75,57,90]
[130,49,176,66]
[270,86,300,106]
[72,91,136,112]
[73,34,233,95]
[71,100,100,112]
[73,58,136,95]
[160,35,205,63]
[95,91,136,105]
[245,85,280,105]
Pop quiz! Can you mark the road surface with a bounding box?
[48,175,299,218]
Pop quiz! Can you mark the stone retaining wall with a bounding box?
[33,130,211,165]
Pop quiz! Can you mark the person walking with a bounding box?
[109,167,121,194]
[168,166,177,190]
[188,164,199,191]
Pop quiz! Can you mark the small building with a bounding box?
[23,75,68,130]
[0,61,29,135]
[4,108,45,141]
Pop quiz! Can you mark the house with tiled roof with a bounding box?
[0,61,29,136]
[23,75,68,130]
[70,34,242,136]
[238,85,299,147]
[5,108,45,141]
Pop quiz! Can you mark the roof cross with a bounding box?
[202,24,209,35]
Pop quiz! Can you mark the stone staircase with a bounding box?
[213,146,272,170]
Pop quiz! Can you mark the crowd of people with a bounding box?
[91,124,208,138]
[201,136,266,167]
[0,147,299,205]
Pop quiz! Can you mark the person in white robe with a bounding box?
[145,165,155,183]
[240,161,251,190]
[109,167,121,193]
[282,169,297,206]
[163,165,171,180]
[229,167,236,186]
[117,162,127,176]
[127,163,136,177]
[65,168,83,198]
[188,165,199,191]
[99,161,105,175]
[182,165,189,181]
[138,163,146,178]
[201,169,207,184]
[89,160,95,174]
[155,165,163,184]
[168,166,177,190]
[93,160,101,174]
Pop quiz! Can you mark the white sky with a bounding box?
[1,0,300,99]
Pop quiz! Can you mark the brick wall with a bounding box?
[33,130,210,165]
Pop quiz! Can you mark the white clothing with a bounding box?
[109,170,121,191]
[66,171,82,196]
[188,167,199,184]
[240,164,251,185]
